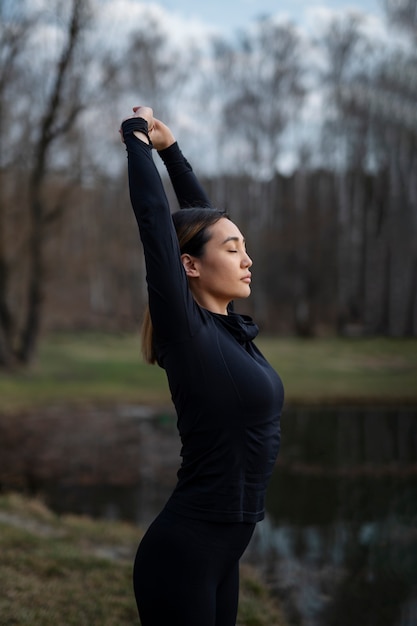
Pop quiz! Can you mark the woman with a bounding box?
[120,106,284,626]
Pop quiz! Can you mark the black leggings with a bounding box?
[133,508,256,626]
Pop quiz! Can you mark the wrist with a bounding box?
[121,117,153,146]
[133,130,150,145]
[157,138,176,151]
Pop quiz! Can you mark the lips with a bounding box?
[241,274,252,283]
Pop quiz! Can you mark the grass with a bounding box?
[0,332,168,413]
[258,335,417,406]
[0,332,416,412]
[0,493,287,626]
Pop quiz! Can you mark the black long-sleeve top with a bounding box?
[122,118,284,523]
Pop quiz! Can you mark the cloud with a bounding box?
[92,0,217,52]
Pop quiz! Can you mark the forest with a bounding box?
[0,0,416,367]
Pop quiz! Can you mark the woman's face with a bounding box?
[184,217,253,314]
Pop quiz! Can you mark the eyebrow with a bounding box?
[221,236,246,245]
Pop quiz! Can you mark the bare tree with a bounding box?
[213,17,305,179]
[369,52,417,335]
[0,0,93,367]
[318,14,379,333]
[0,0,35,365]
[211,17,306,325]
[382,0,417,38]
[123,15,200,124]
[317,7,417,336]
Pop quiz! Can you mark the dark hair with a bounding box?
[142,207,228,364]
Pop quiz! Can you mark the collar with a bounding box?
[211,311,259,343]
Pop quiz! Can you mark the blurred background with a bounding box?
[0,1,416,625]
[0,0,416,364]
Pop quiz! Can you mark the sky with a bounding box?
[96,0,390,55]
[137,0,384,35]
[91,0,391,174]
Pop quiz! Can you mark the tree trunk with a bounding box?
[15,0,87,365]
[18,190,44,363]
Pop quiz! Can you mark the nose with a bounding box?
[242,252,252,268]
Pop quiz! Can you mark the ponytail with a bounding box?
[141,305,156,364]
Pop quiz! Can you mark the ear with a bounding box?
[181,253,200,278]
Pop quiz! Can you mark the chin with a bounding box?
[237,287,251,299]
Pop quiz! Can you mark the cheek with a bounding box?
[215,258,238,281]
[201,253,229,275]
[198,250,239,285]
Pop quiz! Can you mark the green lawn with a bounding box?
[258,335,417,405]
[0,332,416,412]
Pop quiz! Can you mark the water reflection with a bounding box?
[244,407,417,626]
[1,405,415,625]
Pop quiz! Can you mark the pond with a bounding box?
[246,408,417,626]
[1,405,416,626]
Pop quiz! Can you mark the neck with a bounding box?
[192,293,229,315]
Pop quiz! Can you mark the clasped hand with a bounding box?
[120,105,176,151]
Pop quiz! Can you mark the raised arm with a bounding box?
[150,117,212,209]
[121,109,197,345]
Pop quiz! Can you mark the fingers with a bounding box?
[132,105,152,114]
[149,117,162,133]
[147,118,176,151]
[132,105,153,125]
[120,106,156,143]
